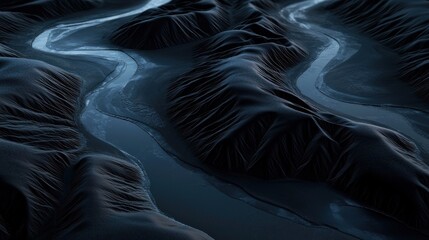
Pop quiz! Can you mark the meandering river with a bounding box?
[30,0,427,239]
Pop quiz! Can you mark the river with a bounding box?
[30,0,427,239]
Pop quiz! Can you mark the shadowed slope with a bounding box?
[0,43,20,57]
[0,0,214,238]
[327,0,429,100]
[112,0,229,49]
[0,11,36,41]
[0,0,102,17]
[0,0,133,42]
[112,0,429,230]
[0,47,211,240]
[55,154,211,240]
[0,57,81,239]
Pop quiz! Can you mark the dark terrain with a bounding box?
[1,0,429,239]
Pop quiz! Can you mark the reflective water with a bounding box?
[31,0,350,239]
[30,0,428,239]
[283,0,429,157]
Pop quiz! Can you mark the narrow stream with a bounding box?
[29,0,428,239]
[283,0,429,157]
[30,0,356,239]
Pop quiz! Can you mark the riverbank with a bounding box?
[1,0,428,239]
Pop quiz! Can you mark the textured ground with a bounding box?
[112,0,429,230]
[1,0,429,239]
[0,1,211,239]
[327,0,429,100]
